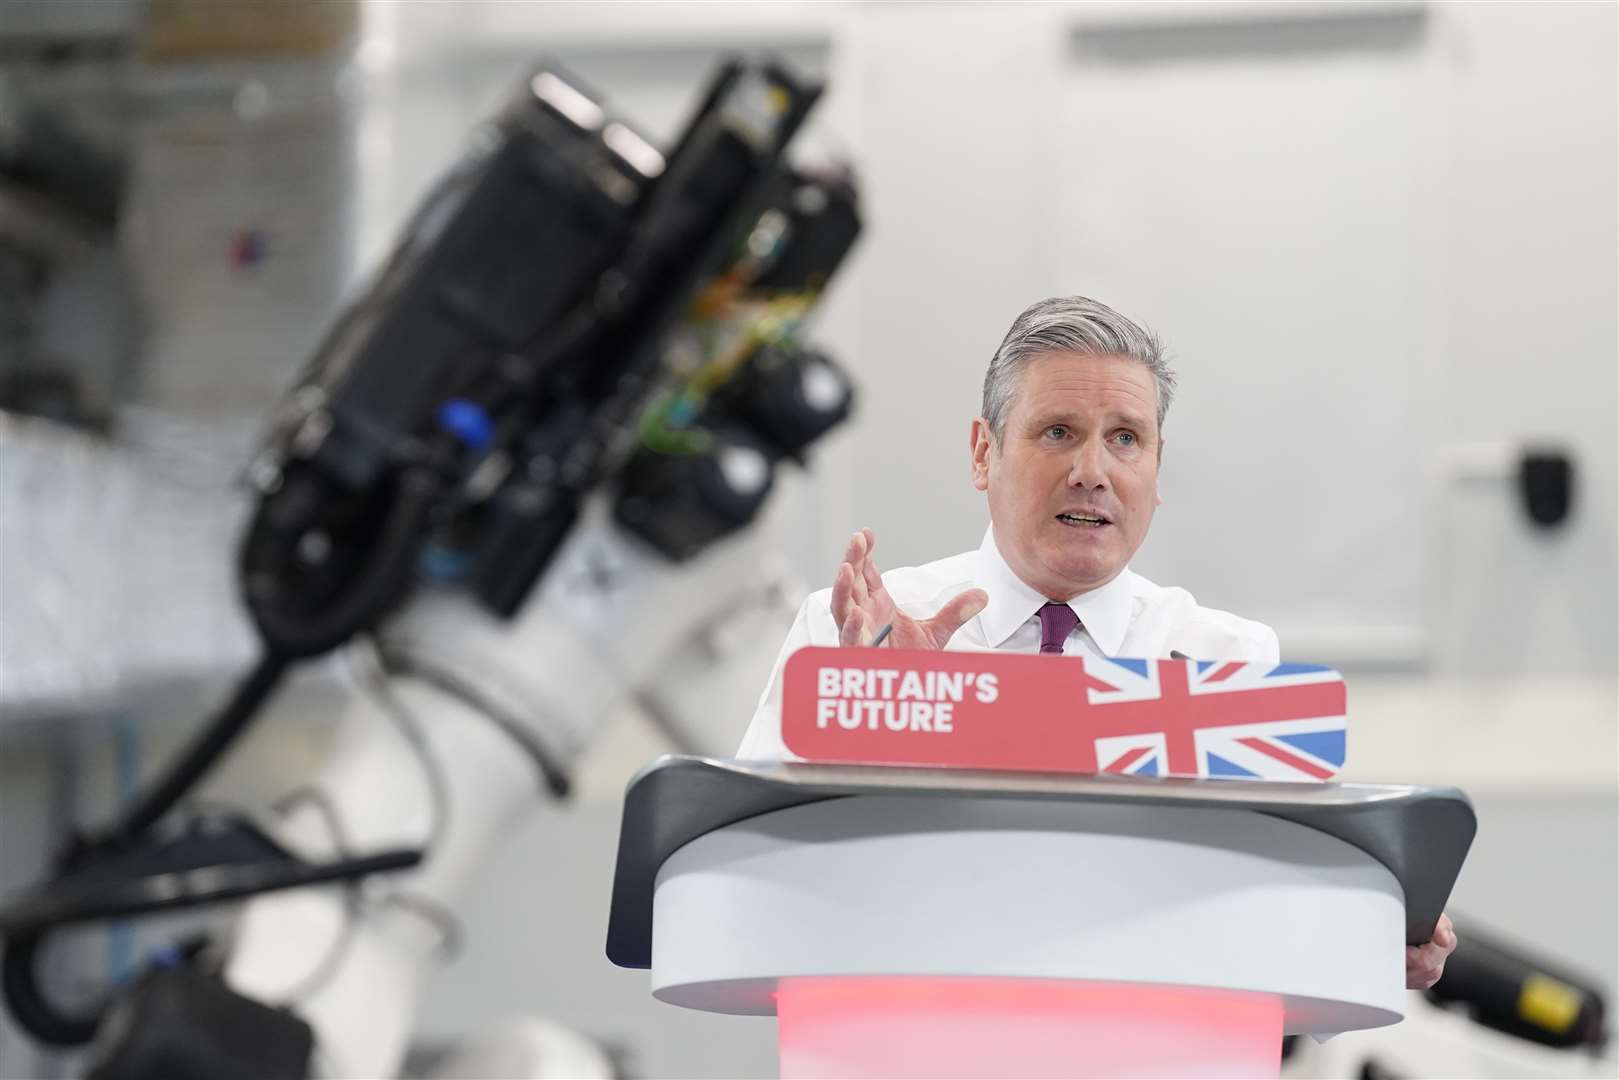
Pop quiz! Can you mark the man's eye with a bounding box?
[1114,431,1137,446]
[1044,425,1069,440]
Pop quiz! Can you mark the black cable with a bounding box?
[244,466,440,660]
[1,932,99,1047]
[11,467,448,1043]
[83,651,291,855]
[68,468,441,858]
[375,645,572,800]
[82,464,445,858]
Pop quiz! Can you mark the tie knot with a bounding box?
[1038,602,1079,655]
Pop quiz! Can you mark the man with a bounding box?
[736,295,1456,990]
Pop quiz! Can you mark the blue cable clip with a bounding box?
[437,398,495,454]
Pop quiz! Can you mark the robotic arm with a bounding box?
[222,506,812,1078]
[0,57,860,1078]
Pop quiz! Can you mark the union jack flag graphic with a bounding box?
[1081,658,1347,781]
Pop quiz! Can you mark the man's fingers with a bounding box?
[1435,914,1457,952]
[842,531,865,579]
[849,529,891,620]
[860,543,885,600]
[831,561,856,626]
[832,530,887,645]
[839,532,871,607]
[839,606,868,648]
[1405,941,1449,990]
[845,533,871,606]
[925,588,989,646]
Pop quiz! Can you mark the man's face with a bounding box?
[970,351,1162,600]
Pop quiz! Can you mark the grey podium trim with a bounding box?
[605,756,1475,969]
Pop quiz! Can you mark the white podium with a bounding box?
[607,757,1475,1078]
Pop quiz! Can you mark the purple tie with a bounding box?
[1038,602,1079,655]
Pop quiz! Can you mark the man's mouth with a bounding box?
[1055,512,1111,528]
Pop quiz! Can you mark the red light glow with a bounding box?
[775,976,1283,1078]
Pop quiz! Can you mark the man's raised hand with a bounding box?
[831,529,988,650]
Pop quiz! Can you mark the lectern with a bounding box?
[607,757,1474,1078]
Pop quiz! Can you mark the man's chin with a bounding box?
[1036,550,1124,597]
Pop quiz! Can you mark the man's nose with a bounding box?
[1067,438,1108,489]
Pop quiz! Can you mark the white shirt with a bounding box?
[736,527,1279,760]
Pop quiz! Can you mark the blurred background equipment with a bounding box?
[1429,919,1607,1051]
[1283,917,1611,1079]
[1518,448,1575,529]
[0,76,136,429]
[1,16,861,1073]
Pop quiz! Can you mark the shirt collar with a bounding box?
[973,526,1136,656]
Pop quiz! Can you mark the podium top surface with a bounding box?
[606,756,1475,969]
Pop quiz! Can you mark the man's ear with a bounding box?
[970,417,993,492]
[1155,436,1164,506]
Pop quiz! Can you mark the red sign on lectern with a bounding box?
[780,647,1347,781]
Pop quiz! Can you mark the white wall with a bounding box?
[1431,0,1617,680]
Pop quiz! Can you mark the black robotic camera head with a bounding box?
[242,56,860,651]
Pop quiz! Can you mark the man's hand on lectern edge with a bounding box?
[833,528,988,650]
[1406,912,1457,990]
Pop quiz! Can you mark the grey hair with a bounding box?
[981,296,1175,439]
